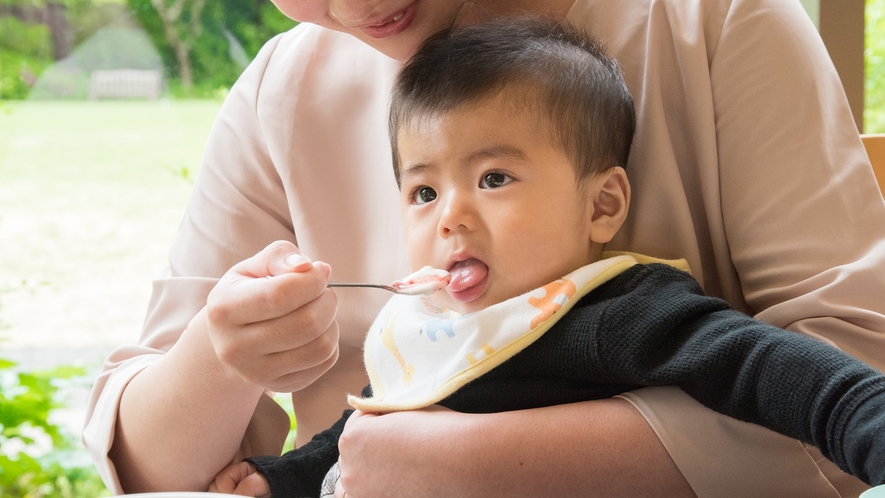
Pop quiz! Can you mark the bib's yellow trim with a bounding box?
[602,251,690,273]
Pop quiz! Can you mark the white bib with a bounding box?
[349,253,690,412]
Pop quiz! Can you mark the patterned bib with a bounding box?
[348,253,689,412]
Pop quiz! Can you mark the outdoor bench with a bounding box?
[88,69,162,100]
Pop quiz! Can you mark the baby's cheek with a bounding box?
[404,227,436,267]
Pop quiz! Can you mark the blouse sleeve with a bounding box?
[81,29,298,493]
[595,0,885,495]
[712,0,885,365]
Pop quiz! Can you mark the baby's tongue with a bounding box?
[448,259,489,292]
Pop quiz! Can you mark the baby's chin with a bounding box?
[434,291,506,316]
[451,278,563,314]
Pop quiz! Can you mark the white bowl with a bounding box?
[861,485,885,498]
[123,494,242,497]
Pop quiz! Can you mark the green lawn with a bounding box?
[0,99,299,495]
[869,0,885,133]
[0,99,221,350]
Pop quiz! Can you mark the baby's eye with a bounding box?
[480,172,513,189]
[412,186,438,205]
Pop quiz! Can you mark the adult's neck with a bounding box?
[480,0,577,21]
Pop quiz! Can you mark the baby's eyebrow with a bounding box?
[400,163,435,182]
[466,145,528,164]
[400,145,528,183]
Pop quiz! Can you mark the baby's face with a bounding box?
[397,93,601,314]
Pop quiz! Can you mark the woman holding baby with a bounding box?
[84,0,885,496]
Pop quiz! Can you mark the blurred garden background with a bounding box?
[0,0,883,496]
[0,0,297,495]
[867,0,885,132]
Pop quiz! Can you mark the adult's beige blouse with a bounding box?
[84,0,885,495]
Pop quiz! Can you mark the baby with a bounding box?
[214,18,885,497]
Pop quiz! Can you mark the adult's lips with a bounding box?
[358,1,417,39]
[371,9,405,25]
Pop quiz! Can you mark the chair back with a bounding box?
[861,134,885,197]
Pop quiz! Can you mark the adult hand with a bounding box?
[206,240,340,393]
[336,400,694,497]
[209,461,270,497]
[336,407,470,497]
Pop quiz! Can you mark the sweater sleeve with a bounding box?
[586,264,885,486]
[248,409,352,498]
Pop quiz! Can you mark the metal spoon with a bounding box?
[326,282,401,293]
[327,267,451,296]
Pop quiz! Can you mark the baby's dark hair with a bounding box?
[389,17,635,185]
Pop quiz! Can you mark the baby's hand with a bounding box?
[209,461,271,497]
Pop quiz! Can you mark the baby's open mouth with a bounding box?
[448,259,489,294]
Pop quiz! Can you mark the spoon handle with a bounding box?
[327,282,398,293]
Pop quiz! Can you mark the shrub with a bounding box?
[0,359,109,497]
[0,17,53,99]
[867,0,885,133]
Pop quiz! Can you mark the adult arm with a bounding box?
[338,400,694,498]
[574,0,884,493]
[580,264,885,486]
[711,0,885,362]
[648,0,885,491]
[107,246,338,493]
[85,21,415,493]
[83,32,339,493]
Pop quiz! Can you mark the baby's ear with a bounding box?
[588,167,630,244]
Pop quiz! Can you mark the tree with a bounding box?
[128,0,296,95]
[0,1,73,60]
[149,0,204,89]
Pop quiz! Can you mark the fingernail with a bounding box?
[314,261,332,279]
[285,253,311,269]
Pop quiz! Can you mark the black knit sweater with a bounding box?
[250,263,885,496]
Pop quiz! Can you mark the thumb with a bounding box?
[239,240,314,279]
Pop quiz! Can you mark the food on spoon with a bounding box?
[390,266,451,296]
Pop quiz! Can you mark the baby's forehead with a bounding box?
[398,84,556,137]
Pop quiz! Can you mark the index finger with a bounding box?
[211,260,332,326]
